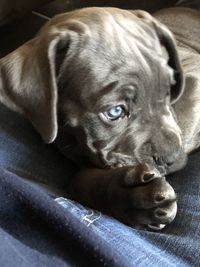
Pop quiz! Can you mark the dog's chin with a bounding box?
[167,161,187,174]
[84,150,188,175]
[142,150,188,176]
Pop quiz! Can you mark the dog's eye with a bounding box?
[103,105,126,121]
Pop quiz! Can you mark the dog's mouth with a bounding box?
[152,156,169,175]
[152,152,188,176]
[167,154,188,174]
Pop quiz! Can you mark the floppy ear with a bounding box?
[0,29,69,143]
[152,21,184,104]
[130,10,184,104]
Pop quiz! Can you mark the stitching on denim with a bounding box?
[82,211,102,227]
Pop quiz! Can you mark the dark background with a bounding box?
[0,0,177,57]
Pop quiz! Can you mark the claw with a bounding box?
[142,172,155,182]
[147,223,166,231]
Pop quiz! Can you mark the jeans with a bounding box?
[0,103,199,267]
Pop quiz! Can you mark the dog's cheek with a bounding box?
[59,101,83,128]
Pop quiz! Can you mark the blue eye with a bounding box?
[104,105,126,121]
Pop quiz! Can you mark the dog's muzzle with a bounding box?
[136,123,187,175]
[152,149,187,175]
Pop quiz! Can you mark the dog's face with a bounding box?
[55,8,187,174]
[0,7,187,174]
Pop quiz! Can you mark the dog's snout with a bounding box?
[152,156,166,174]
[152,132,182,166]
[153,155,174,167]
[142,116,184,173]
[152,154,178,174]
[165,160,175,167]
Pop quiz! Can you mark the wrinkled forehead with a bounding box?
[58,8,172,103]
[79,9,159,51]
[69,8,163,59]
[49,7,165,62]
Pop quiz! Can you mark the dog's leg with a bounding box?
[69,164,177,230]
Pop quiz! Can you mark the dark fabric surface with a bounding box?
[0,105,129,267]
[0,103,199,266]
[0,169,127,267]
[0,104,199,267]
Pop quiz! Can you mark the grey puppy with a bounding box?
[0,7,199,230]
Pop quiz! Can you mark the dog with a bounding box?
[0,7,199,230]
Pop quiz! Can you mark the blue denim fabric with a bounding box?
[0,105,75,192]
[0,102,199,267]
[55,155,200,267]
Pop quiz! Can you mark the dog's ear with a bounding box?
[0,29,69,143]
[130,10,184,104]
[152,21,184,104]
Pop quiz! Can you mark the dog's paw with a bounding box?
[107,164,177,230]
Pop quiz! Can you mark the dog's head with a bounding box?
[0,7,187,174]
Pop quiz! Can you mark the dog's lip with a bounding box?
[152,150,188,175]
[158,153,188,175]
[167,155,188,174]
[157,165,168,175]
[152,156,168,175]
